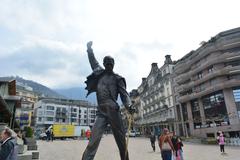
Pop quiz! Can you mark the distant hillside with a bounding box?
[54,87,97,104]
[1,76,65,98]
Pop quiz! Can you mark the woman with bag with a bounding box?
[159,128,175,160]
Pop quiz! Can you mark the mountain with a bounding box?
[54,87,97,104]
[1,76,65,98]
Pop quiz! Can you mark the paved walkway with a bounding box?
[38,135,240,160]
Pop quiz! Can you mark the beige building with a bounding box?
[132,55,175,135]
[15,82,39,128]
[172,27,240,138]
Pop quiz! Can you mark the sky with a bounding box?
[0,0,240,91]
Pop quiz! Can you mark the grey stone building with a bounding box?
[172,27,240,138]
[133,55,175,136]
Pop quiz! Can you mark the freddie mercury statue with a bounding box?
[82,41,135,160]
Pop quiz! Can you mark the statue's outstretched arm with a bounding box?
[86,41,103,71]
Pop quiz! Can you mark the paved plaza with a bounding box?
[38,135,239,160]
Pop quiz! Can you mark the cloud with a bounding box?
[0,37,91,88]
[0,0,240,91]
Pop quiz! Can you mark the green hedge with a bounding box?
[24,126,33,138]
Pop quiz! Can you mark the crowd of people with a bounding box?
[149,128,184,160]
[149,128,227,160]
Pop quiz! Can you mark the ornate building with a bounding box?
[133,55,175,136]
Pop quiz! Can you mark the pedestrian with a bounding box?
[50,129,54,142]
[46,129,51,142]
[159,128,175,160]
[82,41,135,160]
[175,137,184,160]
[0,128,18,160]
[150,132,156,152]
[217,131,225,154]
[86,130,91,140]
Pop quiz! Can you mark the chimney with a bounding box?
[142,78,146,83]
[151,63,158,71]
[164,55,173,64]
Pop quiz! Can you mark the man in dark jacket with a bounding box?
[82,41,134,160]
[150,132,156,152]
[0,128,17,160]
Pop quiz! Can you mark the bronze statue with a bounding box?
[82,41,134,160]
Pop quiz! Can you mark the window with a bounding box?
[168,98,171,106]
[46,106,55,110]
[199,83,206,91]
[210,79,216,86]
[46,111,54,116]
[38,117,42,122]
[191,99,201,128]
[71,119,77,122]
[71,108,77,112]
[46,117,54,121]
[202,91,229,126]
[38,111,43,116]
[208,66,214,73]
[181,103,188,121]
[71,113,77,118]
[197,72,203,79]
[163,69,166,75]
[233,87,240,118]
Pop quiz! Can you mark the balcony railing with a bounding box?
[176,65,240,93]
[178,78,240,103]
[175,52,240,84]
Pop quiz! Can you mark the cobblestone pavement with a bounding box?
[38,135,240,160]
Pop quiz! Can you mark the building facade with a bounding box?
[172,27,240,138]
[0,78,21,128]
[34,98,97,131]
[15,82,39,128]
[134,55,175,136]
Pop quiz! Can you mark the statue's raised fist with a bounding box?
[87,41,93,49]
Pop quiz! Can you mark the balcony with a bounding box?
[176,52,240,84]
[178,78,240,103]
[176,65,240,93]
[175,32,240,75]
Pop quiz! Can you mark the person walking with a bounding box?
[150,132,156,152]
[159,128,175,160]
[175,137,184,160]
[0,128,17,160]
[81,41,135,160]
[46,129,51,142]
[217,131,225,153]
[86,130,91,140]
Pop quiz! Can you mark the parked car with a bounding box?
[135,131,141,137]
[39,132,47,140]
[126,130,136,137]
